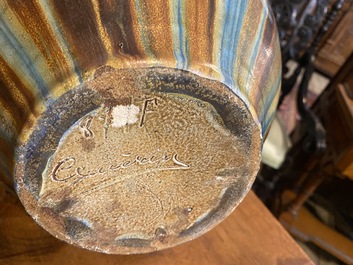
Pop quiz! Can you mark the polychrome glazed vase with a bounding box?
[0,0,281,254]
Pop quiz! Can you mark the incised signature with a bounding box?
[51,152,190,182]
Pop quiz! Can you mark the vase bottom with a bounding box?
[15,66,261,254]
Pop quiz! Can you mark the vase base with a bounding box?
[15,66,261,254]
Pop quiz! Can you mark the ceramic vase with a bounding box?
[0,0,281,254]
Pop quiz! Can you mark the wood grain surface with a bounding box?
[0,183,313,265]
[336,84,353,180]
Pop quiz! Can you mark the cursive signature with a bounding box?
[51,153,190,182]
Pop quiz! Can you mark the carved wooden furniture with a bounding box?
[271,0,345,107]
[315,1,353,76]
[271,0,333,63]
[277,52,353,264]
[270,0,353,78]
[0,183,314,265]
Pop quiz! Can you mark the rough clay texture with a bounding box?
[15,67,261,254]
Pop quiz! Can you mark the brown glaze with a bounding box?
[6,0,72,84]
[186,0,215,67]
[51,0,108,71]
[98,0,143,58]
[0,56,36,132]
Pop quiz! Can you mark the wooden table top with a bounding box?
[0,184,313,265]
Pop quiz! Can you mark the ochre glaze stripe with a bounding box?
[0,83,25,131]
[207,0,215,65]
[37,0,83,85]
[134,0,174,62]
[131,0,163,60]
[211,0,226,80]
[91,0,114,56]
[186,0,214,70]
[0,9,49,99]
[0,56,36,113]
[0,108,17,144]
[233,0,263,98]
[0,56,36,132]
[6,0,72,85]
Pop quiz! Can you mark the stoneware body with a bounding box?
[0,0,281,254]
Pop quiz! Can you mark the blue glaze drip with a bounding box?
[55,21,83,84]
[176,0,188,69]
[220,0,247,89]
[0,16,49,99]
